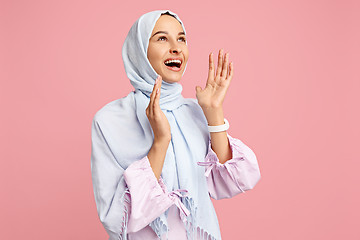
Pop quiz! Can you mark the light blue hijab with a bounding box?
[91,9,221,240]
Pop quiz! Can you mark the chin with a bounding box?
[161,71,183,83]
[163,78,181,84]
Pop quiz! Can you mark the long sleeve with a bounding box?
[197,133,261,200]
[91,116,190,239]
[91,118,130,240]
[123,156,182,233]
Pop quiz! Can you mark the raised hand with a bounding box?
[146,75,171,143]
[195,49,233,112]
[195,49,234,164]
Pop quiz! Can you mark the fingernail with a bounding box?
[156,88,159,94]
[155,78,158,84]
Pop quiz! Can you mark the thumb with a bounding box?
[195,86,202,93]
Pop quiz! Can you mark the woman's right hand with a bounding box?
[146,75,171,143]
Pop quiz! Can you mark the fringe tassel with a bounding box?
[196,226,218,240]
[196,226,217,240]
[114,189,218,240]
[183,196,197,240]
[183,196,218,240]
[117,188,130,240]
[149,216,169,239]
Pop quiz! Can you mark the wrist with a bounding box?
[153,137,171,148]
[208,118,229,134]
[203,107,224,125]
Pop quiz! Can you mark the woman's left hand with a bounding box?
[195,49,233,122]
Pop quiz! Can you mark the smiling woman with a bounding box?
[91,9,261,240]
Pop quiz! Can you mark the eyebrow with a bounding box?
[151,31,186,38]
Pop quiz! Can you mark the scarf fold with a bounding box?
[120,10,222,239]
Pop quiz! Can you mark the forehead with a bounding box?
[151,15,183,33]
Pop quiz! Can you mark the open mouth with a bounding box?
[164,59,182,71]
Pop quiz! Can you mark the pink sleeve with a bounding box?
[123,156,189,233]
[197,133,261,200]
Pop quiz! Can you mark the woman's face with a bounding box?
[147,15,189,83]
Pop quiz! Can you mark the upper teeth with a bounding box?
[165,59,181,65]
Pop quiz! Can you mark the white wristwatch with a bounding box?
[208,118,229,132]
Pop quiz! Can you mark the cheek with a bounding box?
[147,52,159,68]
[149,47,164,63]
[184,48,189,62]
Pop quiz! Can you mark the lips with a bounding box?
[164,58,182,71]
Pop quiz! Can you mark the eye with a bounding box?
[158,36,167,41]
[178,37,186,43]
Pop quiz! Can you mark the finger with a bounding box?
[195,85,202,95]
[215,49,224,79]
[153,76,162,115]
[207,52,215,85]
[221,52,229,80]
[228,62,234,82]
[149,75,160,115]
[154,88,160,117]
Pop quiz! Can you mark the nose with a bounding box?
[169,41,182,54]
[170,47,182,54]
[170,48,181,54]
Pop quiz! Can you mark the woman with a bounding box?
[91,10,261,240]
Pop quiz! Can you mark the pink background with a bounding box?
[1,0,359,239]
